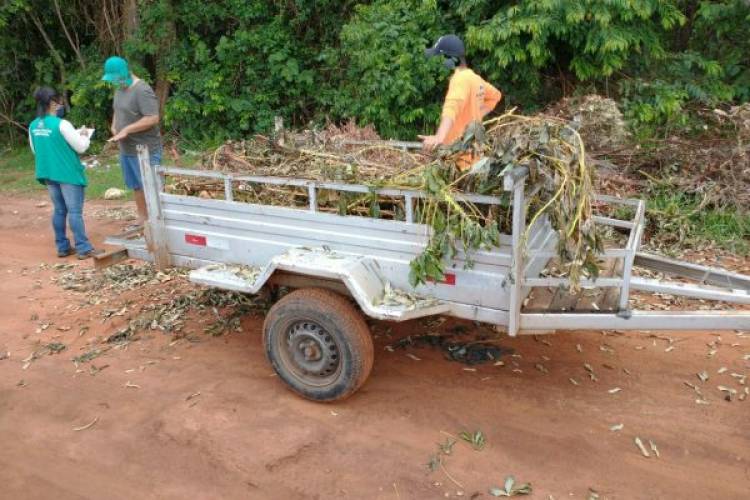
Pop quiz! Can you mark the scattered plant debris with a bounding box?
[389,333,512,366]
[72,417,98,431]
[373,281,440,310]
[634,437,651,458]
[489,476,532,497]
[459,430,486,451]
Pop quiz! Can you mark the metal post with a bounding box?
[404,194,414,223]
[308,184,317,212]
[137,145,170,269]
[224,175,234,201]
[507,177,526,336]
[617,200,646,314]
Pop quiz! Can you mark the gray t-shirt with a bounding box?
[113,80,162,156]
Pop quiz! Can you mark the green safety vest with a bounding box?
[29,115,87,186]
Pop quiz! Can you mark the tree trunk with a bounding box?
[676,0,699,51]
[122,0,139,42]
[53,0,85,69]
[27,11,67,101]
[153,1,177,118]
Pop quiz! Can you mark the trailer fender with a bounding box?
[189,247,450,322]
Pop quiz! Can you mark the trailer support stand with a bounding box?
[506,168,527,336]
[138,145,170,269]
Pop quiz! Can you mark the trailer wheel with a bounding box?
[263,288,374,402]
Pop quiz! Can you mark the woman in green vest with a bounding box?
[29,87,98,259]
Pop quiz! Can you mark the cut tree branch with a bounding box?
[53,0,85,69]
[0,111,28,132]
[27,11,67,94]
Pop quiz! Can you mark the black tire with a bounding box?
[263,288,374,402]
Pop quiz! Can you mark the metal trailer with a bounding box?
[100,146,750,401]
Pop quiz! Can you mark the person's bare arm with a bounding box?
[109,115,159,142]
[110,112,117,135]
[420,72,467,151]
[418,116,454,151]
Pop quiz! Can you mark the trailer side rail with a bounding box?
[501,168,749,334]
[125,146,749,334]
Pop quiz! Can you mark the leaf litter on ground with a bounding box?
[489,476,532,497]
[388,331,513,366]
[72,416,98,431]
[459,430,486,451]
[53,262,269,362]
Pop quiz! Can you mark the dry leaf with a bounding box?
[649,440,660,458]
[634,437,650,458]
[73,416,99,431]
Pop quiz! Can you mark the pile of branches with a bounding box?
[546,94,630,153]
[556,97,750,211]
[168,124,427,218]
[166,114,602,289]
[410,113,602,288]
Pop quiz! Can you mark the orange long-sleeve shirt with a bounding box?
[441,68,502,169]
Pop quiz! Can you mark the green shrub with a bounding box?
[334,0,449,138]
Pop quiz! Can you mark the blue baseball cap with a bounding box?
[102,56,133,86]
[425,35,465,58]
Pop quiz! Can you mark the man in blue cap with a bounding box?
[102,56,162,227]
[420,35,502,170]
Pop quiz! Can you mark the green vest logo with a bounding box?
[33,121,52,137]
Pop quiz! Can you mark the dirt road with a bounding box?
[1,195,748,500]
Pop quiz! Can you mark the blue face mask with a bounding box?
[55,105,66,119]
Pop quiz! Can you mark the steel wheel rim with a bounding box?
[277,320,341,387]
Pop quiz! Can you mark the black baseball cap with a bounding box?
[425,35,465,58]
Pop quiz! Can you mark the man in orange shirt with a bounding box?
[420,35,502,170]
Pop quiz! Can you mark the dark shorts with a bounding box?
[120,149,161,190]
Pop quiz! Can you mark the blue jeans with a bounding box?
[46,181,93,255]
[120,149,161,190]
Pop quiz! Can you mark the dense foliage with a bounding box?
[1,0,748,145]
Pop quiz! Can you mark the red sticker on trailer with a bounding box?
[427,273,456,285]
[185,234,207,246]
